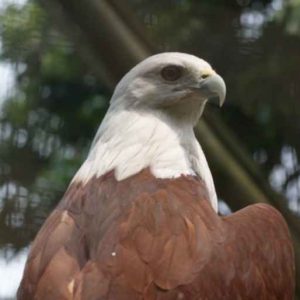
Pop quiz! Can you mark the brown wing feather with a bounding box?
[17,169,295,300]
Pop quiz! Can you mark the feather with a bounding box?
[18,169,295,299]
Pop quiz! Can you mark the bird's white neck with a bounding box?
[72,108,218,211]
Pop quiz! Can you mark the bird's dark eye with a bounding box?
[161,65,183,81]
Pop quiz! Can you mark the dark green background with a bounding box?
[0,0,300,298]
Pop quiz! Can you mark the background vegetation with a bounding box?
[0,0,300,298]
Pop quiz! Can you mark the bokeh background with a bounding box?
[0,0,300,298]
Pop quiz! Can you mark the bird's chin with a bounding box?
[158,93,207,125]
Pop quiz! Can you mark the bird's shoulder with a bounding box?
[224,202,292,241]
[217,203,295,299]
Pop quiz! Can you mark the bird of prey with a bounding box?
[18,52,294,300]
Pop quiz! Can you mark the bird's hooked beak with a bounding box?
[193,72,226,107]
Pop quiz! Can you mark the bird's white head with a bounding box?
[75,53,226,212]
[110,52,226,125]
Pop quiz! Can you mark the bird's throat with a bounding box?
[72,109,218,211]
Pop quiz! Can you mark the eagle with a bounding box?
[18,52,294,299]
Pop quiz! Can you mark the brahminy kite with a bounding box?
[18,52,295,299]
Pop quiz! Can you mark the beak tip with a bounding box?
[217,75,226,107]
[210,74,226,108]
[219,94,226,107]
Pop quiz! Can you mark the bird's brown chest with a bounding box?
[18,170,294,300]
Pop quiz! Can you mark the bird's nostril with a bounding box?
[201,74,210,79]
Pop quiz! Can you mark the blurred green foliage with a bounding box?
[0,0,300,249]
[0,0,110,248]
